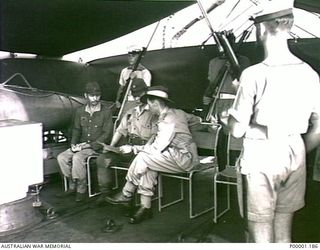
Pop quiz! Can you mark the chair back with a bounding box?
[216,130,243,171]
[227,133,243,167]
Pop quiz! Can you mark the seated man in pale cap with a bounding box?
[56,81,113,202]
[106,86,202,224]
[224,0,320,243]
[95,78,158,205]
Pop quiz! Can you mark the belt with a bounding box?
[128,135,147,146]
[219,93,236,99]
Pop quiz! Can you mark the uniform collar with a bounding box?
[134,103,149,116]
[127,64,145,70]
[85,103,101,115]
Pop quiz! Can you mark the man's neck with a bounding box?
[263,37,300,65]
[85,102,101,115]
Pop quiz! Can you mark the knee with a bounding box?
[57,152,67,164]
[96,155,105,168]
[96,154,112,169]
[72,153,85,166]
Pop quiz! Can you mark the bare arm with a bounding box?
[303,113,320,152]
[110,131,123,147]
[115,85,125,104]
[227,114,247,138]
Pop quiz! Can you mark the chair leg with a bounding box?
[189,173,215,219]
[213,177,235,223]
[86,157,101,198]
[63,176,68,192]
[158,174,163,212]
[213,174,218,223]
[113,168,119,190]
[86,162,92,196]
[158,175,184,212]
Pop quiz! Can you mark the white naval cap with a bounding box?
[251,0,294,24]
[127,45,142,54]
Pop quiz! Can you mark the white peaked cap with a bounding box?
[127,44,142,53]
[252,0,294,23]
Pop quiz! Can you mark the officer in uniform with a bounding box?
[106,86,201,224]
[95,78,158,204]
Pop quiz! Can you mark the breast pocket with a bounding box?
[140,124,153,139]
[80,117,88,127]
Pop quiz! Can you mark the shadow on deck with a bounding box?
[1,170,319,243]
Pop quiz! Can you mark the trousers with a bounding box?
[57,148,96,193]
[125,147,195,196]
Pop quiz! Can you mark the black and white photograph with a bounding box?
[0,0,319,247]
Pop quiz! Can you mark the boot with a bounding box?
[129,206,152,224]
[105,192,133,206]
[95,184,112,206]
[55,177,76,198]
[95,192,112,206]
[75,192,86,202]
[75,178,87,202]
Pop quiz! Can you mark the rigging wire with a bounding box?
[294,24,318,38]
[233,18,253,34]
[218,0,259,31]
[225,0,241,19]
[289,31,300,39]
[235,24,254,41]
[310,12,320,19]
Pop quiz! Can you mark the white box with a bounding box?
[0,120,43,204]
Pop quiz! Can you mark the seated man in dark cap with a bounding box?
[57,81,113,202]
[106,86,201,224]
[95,78,158,204]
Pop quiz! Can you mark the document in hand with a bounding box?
[97,142,121,154]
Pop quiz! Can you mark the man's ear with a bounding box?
[84,93,88,98]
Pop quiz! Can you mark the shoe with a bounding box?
[129,206,152,224]
[105,192,133,206]
[94,193,110,206]
[75,192,86,202]
[55,189,76,198]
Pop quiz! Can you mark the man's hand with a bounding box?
[71,142,91,152]
[97,141,110,153]
[203,96,213,105]
[129,72,137,79]
[119,145,133,154]
[219,110,230,133]
[71,144,82,152]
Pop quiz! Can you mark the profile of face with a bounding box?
[85,93,101,107]
[128,53,139,65]
[146,98,159,114]
[254,23,267,58]
[255,23,268,45]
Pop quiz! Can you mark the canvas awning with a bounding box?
[0,0,319,57]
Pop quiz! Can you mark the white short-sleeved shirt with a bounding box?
[229,61,320,173]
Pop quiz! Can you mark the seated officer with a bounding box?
[95,78,158,204]
[106,86,201,224]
